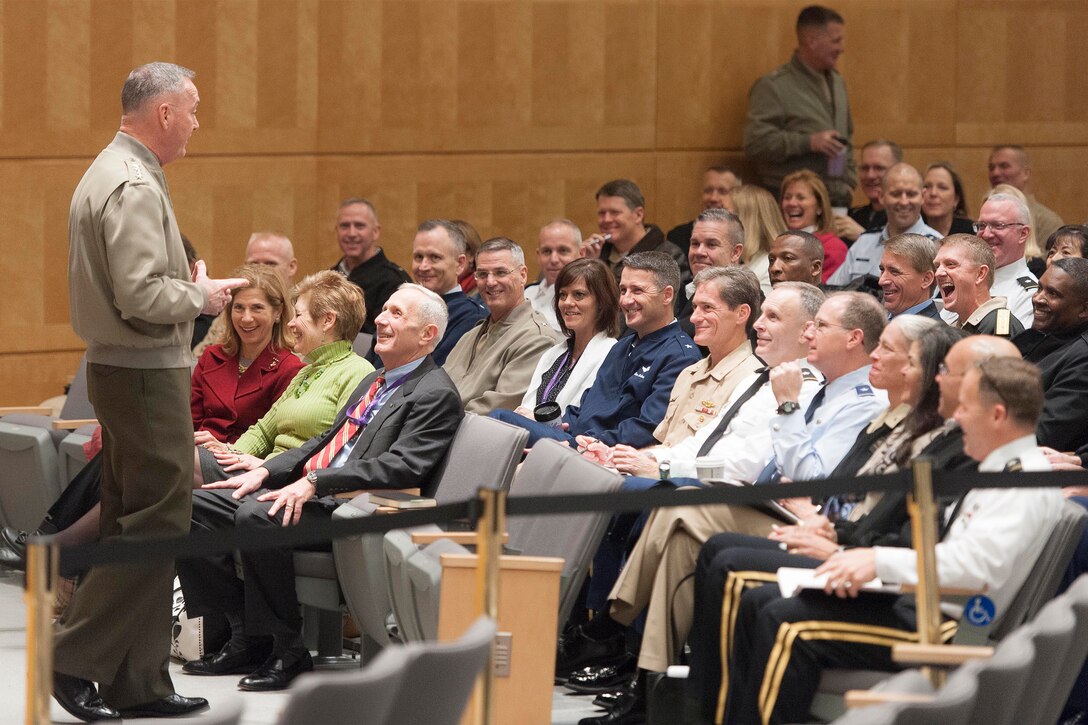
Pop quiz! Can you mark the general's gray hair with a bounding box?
[478,237,526,267]
[121,63,195,114]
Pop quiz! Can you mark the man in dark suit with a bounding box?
[177,283,463,691]
[877,233,940,319]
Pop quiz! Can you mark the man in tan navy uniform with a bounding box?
[59,62,243,721]
[935,233,1023,338]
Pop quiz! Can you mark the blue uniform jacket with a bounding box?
[564,321,702,448]
[435,290,488,366]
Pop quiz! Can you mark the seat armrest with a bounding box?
[52,418,98,430]
[0,406,52,415]
[844,690,935,708]
[891,643,993,666]
[410,531,509,545]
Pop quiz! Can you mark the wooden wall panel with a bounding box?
[2,0,1088,405]
[0,350,85,407]
[956,0,1088,146]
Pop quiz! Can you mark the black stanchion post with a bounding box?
[25,536,57,725]
[472,487,505,725]
[907,457,944,688]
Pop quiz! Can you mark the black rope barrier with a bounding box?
[49,464,1088,571]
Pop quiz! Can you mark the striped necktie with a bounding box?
[304,375,385,473]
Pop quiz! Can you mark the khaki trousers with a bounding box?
[54,364,193,708]
[607,498,778,672]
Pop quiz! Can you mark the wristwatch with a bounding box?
[306,470,319,486]
[776,401,801,416]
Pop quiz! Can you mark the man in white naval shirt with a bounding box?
[953,192,1038,329]
[524,219,582,332]
[720,356,1060,724]
[556,288,889,719]
[827,163,939,286]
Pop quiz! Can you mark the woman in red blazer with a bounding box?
[0,264,307,576]
[781,169,850,283]
[191,264,304,444]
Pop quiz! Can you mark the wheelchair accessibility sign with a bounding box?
[963,595,996,626]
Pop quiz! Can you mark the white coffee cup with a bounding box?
[695,456,726,481]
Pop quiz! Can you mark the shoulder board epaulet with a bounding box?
[855,384,875,397]
[124,157,148,185]
[801,368,819,382]
[1003,458,1023,473]
[995,308,1011,337]
[1017,276,1038,291]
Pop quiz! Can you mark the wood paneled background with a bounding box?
[2,0,1085,404]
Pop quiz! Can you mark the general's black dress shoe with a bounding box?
[182,640,272,676]
[555,625,626,681]
[119,694,209,718]
[53,671,120,722]
[237,650,313,691]
[565,654,638,694]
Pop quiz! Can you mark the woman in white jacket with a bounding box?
[516,258,621,419]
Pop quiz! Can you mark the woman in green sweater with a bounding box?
[197,270,374,483]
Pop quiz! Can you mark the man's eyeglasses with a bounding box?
[473,268,514,281]
[973,221,1025,234]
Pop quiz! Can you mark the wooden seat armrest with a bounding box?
[333,487,422,501]
[0,406,53,415]
[52,418,98,430]
[844,690,935,708]
[892,643,993,666]
[410,531,509,545]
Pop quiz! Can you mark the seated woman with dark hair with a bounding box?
[1,270,373,566]
[512,258,620,423]
[1045,224,1088,267]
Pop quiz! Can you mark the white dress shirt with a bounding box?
[524,280,560,332]
[874,434,1061,617]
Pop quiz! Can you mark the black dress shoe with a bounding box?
[183,640,272,676]
[53,671,120,722]
[119,694,209,718]
[0,544,24,570]
[237,650,313,691]
[578,688,645,725]
[565,654,638,694]
[591,689,628,709]
[2,526,32,559]
[555,625,626,680]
